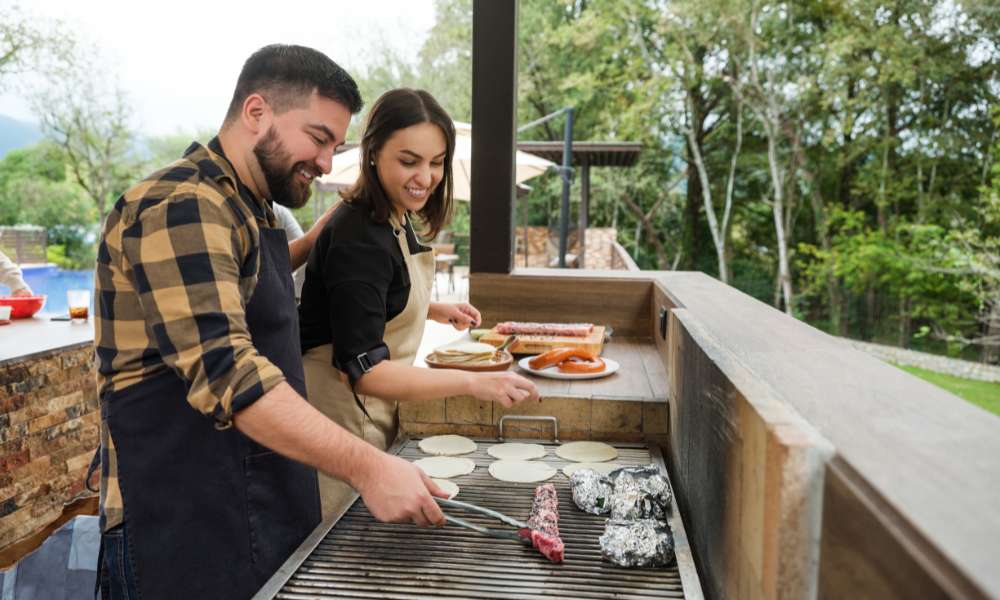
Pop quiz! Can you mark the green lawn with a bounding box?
[897,364,1000,417]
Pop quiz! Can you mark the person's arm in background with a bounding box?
[287,202,337,270]
[0,250,32,296]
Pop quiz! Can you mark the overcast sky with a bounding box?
[0,0,436,136]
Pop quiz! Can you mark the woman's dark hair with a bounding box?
[343,88,455,240]
[224,44,363,123]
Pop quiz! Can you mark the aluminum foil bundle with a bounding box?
[599,519,675,568]
[569,469,613,515]
[607,465,672,520]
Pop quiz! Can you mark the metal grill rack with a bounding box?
[256,437,702,599]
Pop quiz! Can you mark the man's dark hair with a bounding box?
[224,44,363,123]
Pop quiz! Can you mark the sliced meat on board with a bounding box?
[496,321,594,337]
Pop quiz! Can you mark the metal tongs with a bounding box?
[495,334,518,356]
[434,497,532,546]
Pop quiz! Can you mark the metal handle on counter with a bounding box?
[498,415,559,443]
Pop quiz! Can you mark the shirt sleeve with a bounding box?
[119,191,286,426]
[0,250,30,293]
[322,241,395,379]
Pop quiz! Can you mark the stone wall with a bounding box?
[0,345,99,551]
[848,339,1000,383]
[512,226,621,269]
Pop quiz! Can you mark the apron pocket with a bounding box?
[244,450,314,580]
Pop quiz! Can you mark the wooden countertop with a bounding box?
[416,322,665,403]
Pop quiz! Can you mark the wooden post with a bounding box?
[470,0,518,274]
[578,161,590,268]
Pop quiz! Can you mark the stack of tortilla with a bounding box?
[429,342,499,366]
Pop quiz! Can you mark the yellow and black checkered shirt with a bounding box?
[95,138,286,530]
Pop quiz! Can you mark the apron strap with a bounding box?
[85,447,101,494]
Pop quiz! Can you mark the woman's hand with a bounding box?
[429,302,481,330]
[468,371,539,408]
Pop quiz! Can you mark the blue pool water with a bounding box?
[5,265,95,315]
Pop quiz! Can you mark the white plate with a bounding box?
[517,356,620,380]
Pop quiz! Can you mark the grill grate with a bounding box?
[257,438,702,599]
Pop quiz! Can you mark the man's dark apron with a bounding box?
[100,225,320,599]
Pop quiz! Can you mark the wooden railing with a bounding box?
[610,241,640,271]
[470,268,1000,600]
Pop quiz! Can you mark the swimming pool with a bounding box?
[4,265,94,315]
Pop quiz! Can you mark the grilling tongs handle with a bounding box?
[435,497,527,529]
[439,514,530,545]
[434,497,531,545]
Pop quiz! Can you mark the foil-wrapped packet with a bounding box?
[600,519,675,568]
[569,469,613,515]
[607,465,672,520]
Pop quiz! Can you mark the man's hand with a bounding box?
[354,453,447,527]
[11,288,32,297]
[429,302,481,330]
[469,371,539,407]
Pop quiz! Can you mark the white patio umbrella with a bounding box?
[319,122,556,200]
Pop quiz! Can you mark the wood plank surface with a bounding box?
[470,270,652,337]
[818,458,981,600]
[655,271,1000,597]
[479,325,605,355]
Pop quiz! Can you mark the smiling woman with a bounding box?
[298,88,539,518]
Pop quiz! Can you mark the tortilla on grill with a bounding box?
[488,460,556,483]
[487,442,547,461]
[418,434,477,456]
[414,456,476,478]
[431,478,460,499]
[555,441,618,463]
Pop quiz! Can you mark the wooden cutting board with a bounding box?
[479,325,606,356]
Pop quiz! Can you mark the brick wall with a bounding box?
[0,345,98,551]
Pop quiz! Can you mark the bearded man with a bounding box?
[93,44,447,599]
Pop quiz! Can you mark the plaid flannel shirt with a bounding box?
[95,138,286,530]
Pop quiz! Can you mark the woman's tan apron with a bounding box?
[303,212,435,518]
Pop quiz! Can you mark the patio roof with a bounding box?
[333,141,641,168]
[516,141,642,167]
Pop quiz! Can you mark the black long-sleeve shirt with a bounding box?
[298,201,430,372]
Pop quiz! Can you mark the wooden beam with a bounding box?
[470,0,517,274]
[578,161,590,268]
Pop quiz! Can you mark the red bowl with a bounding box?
[0,295,47,318]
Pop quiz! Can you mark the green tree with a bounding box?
[33,54,142,223]
[0,3,74,92]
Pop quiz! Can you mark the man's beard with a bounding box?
[253,126,312,209]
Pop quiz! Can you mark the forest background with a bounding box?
[2,0,999,364]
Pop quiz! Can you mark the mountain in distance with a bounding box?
[0,114,43,158]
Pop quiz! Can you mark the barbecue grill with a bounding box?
[254,430,703,599]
